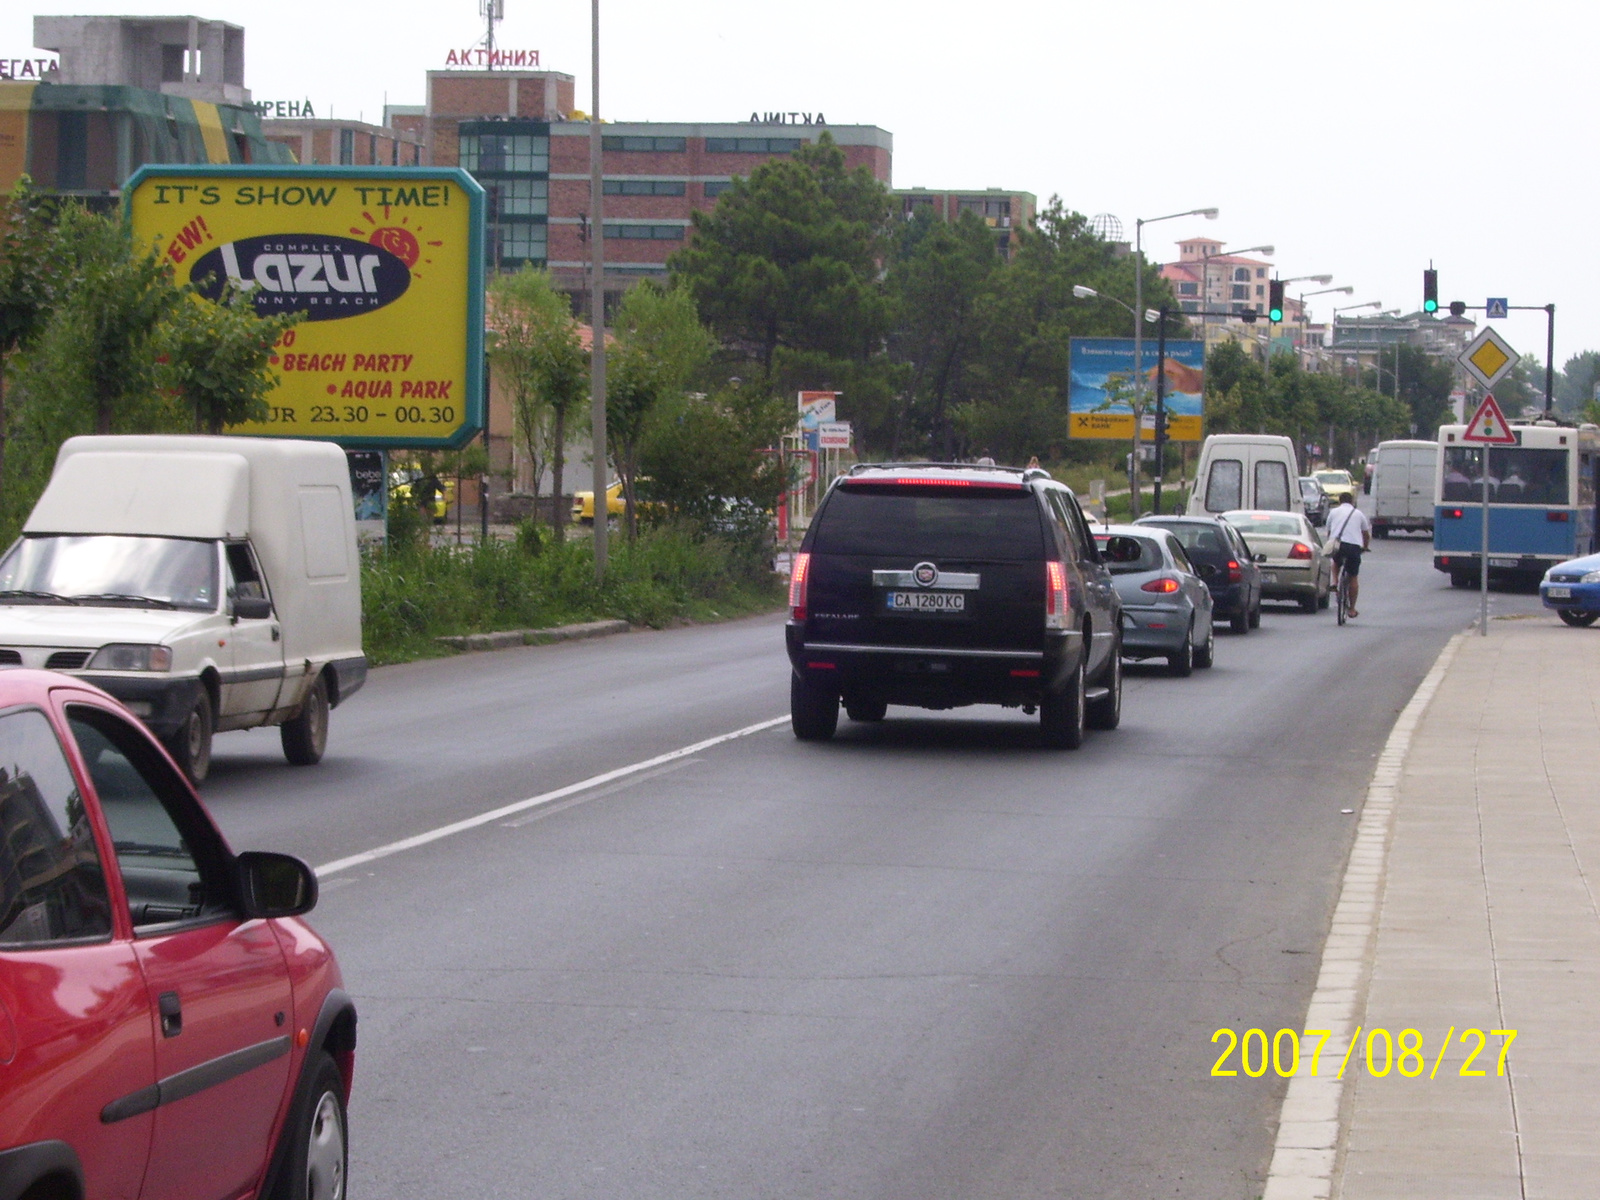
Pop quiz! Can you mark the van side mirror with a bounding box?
[233,596,273,621]
[236,851,318,918]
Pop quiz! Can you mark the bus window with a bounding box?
[1442,446,1568,506]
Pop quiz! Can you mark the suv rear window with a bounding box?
[811,488,1046,560]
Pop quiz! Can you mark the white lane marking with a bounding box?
[1260,632,1464,1200]
[498,758,701,827]
[314,717,788,878]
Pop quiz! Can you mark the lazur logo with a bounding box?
[189,234,412,321]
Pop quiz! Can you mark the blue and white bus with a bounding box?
[1433,421,1600,587]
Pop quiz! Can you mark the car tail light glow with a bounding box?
[789,552,811,620]
[1226,559,1242,584]
[1288,542,1313,560]
[1045,560,1069,629]
[1141,577,1181,593]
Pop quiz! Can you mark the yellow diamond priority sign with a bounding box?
[1458,326,1519,393]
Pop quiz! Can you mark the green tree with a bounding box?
[668,132,892,430]
[487,266,588,535]
[0,180,57,494]
[608,282,714,538]
[639,384,789,526]
[885,210,998,458]
[1556,350,1600,412]
[156,284,300,433]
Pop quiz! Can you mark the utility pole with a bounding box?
[588,0,607,579]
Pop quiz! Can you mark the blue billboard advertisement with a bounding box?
[1068,337,1206,441]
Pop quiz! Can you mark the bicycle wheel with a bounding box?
[1336,571,1347,625]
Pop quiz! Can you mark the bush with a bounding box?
[360,526,783,664]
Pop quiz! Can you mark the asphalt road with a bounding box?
[204,537,1541,1199]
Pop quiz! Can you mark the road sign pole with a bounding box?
[1480,462,1490,636]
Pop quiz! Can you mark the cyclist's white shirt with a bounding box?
[1327,503,1370,546]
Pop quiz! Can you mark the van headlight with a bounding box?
[89,644,173,672]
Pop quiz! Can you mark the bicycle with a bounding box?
[1333,558,1354,625]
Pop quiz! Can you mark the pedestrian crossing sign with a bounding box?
[1462,393,1517,444]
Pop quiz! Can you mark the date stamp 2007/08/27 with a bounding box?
[1211,1027,1518,1080]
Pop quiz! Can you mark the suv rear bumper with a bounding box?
[786,624,1080,709]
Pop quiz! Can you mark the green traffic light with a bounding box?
[1424,298,1439,313]
[1269,306,1284,322]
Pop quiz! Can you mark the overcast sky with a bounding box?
[5,1,1593,373]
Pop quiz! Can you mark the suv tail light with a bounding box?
[789,552,811,620]
[1288,542,1313,560]
[1140,577,1180,593]
[1226,559,1243,584]
[1045,560,1069,629]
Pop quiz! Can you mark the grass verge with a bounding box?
[362,524,784,666]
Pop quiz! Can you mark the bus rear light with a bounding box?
[1288,542,1313,560]
[789,552,811,620]
[1548,510,1571,522]
[1443,508,1464,519]
[1045,561,1069,629]
[1140,577,1181,593]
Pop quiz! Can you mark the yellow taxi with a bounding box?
[572,479,660,523]
[1313,469,1354,498]
[391,467,454,523]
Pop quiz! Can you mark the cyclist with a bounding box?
[1325,491,1372,617]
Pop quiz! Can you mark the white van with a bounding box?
[1360,439,1438,537]
[0,435,366,782]
[1187,434,1303,517]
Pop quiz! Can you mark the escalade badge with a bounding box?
[913,562,939,587]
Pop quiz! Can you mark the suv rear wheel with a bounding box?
[790,672,839,741]
[1040,655,1086,749]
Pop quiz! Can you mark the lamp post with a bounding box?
[1134,209,1217,514]
[1295,285,1352,367]
[588,0,607,580]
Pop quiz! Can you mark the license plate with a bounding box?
[886,591,965,613]
[1262,572,1277,583]
[1548,586,1572,599]
[1490,557,1517,568]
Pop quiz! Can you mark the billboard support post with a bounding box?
[1153,307,1168,515]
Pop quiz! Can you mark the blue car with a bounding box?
[1539,552,1600,626]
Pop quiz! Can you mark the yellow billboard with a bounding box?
[127,166,486,447]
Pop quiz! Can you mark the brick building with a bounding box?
[259,117,422,167]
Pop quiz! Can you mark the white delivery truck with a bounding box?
[1360,438,1438,537]
[0,435,366,782]
[1187,434,1304,517]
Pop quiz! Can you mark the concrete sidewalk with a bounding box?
[1267,616,1600,1198]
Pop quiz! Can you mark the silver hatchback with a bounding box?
[1095,525,1215,677]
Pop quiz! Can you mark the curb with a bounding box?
[1260,630,1466,1200]
[435,618,631,652]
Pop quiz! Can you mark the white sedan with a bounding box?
[1220,510,1333,613]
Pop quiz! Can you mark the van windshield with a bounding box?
[0,536,219,611]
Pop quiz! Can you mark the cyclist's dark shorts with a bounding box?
[1334,543,1365,577]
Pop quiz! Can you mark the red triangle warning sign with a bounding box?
[1463,393,1518,444]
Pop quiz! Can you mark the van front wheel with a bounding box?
[281,675,329,766]
[167,689,213,785]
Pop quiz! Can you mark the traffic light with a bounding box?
[1449,300,1466,317]
[1239,309,1259,324]
[1268,280,1285,323]
[1423,268,1439,313]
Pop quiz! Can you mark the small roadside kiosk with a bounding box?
[126,165,487,540]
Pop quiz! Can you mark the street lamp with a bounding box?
[588,0,607,580]
[1133,207,1216,519]
[1295,286,1353,364]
